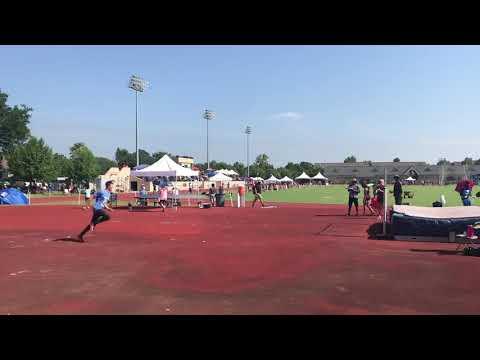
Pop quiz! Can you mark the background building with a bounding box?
[176,155,194,169]
[96,165,133,192]
[317,162,480,185]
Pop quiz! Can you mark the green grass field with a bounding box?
[25,185,476,208]
[245,185,474,207]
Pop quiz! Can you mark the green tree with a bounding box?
[152,151,173,162]
[437,158,449,166]
[8,137,55,182]
[52,153,72,178]
[284,162,301,178]
[0,90,32,157]
[138,149,154,165]
[461,157,473,166]
[312,164,325,176]
[95,157,117,175]
[213,161,231,170]
[275,167,289,178]
[393,157,400,162]
[232,161,246,177]
[344,155,357,163]
[194,162,207,172]
[70,142,85,153]
[115,147,136,168]
[253,154,274,179]
[299,161,316,176]
[114,148,154,167]
[70,143,97,187]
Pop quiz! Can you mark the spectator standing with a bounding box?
[209,184,217,207]
[374,179,386,220]
[83,187,92,209]
[139,184,148,206]
[346,178,361,216]
[455,178,474,206]
[361,182,374,216]
[393,175,403,205]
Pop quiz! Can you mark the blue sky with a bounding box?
[1,45,479,166]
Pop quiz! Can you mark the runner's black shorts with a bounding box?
[91,209,110,225]
[348,197,359,207]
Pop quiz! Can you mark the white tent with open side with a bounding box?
[295,172,311,180]
[217,169,239,176]
[131,155,199,178]
[265,175,280,183]
[405,176,416,185]
[280,176,294,183]
[209,172,233,182]
[312,172,328,180]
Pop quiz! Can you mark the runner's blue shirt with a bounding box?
[93,190,111,211]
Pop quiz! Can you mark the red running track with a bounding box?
[1,203,480,314]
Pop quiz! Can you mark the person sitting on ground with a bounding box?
[346,178,361,216]
[362,181,374,216]
[393,175,403,205]
[209,183,216,207]
[252,180,266,208]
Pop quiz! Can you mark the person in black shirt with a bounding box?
[346,178,361,216]
[393,175,403,205]
[252,181,265,208]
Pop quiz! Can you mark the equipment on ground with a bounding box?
[0,188,29,205]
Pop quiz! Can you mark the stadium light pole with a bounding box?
[128,75,149,168]
[203,109,215,170]
[245,126,252,180]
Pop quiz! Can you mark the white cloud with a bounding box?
[270,112,304,120]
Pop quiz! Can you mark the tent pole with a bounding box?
[382,168,387,236]
[175,175,178,211]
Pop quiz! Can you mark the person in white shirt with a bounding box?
[84,187,92,209]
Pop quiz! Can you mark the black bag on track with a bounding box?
[463,247,480,257]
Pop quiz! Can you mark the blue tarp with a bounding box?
[0,188,29,205]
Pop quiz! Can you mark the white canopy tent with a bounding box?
[405,176,416,185]
[265,175,281,183]
[252,177,264,182]
[131,155,199,178]
[280,176,294,183]
[209,172,233,182]
[217,169,239,176]
[312,172,328,180]
[295,172,311,180]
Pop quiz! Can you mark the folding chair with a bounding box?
[455,233,479,251]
